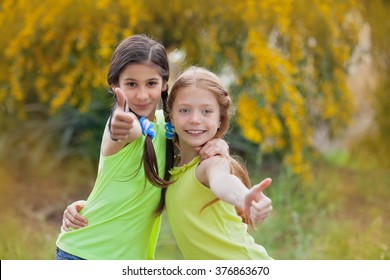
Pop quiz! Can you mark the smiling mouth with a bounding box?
[185,130,206,135]
[135,104,150,108]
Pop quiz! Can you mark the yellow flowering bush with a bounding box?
[233,0,360,180]
[0,0,142,115]
[0,0,362,180]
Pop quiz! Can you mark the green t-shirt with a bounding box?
[56,110,166,260]
[166,156,273,260]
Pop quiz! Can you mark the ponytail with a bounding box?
[140,116,172,188]
[155,89,175,215]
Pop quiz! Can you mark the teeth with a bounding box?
[186,130,204,135]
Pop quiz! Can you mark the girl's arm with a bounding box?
[102,88,142,156]
[198,156,247,207]
[197,156,272,223]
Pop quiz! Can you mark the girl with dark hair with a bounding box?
[55,35,229,260]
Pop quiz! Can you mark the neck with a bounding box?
[176,143,199,166]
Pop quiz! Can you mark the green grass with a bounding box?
[158,153,390,260]
[0,212,57,260]
[252,155,390,260]
[0,153,389,260]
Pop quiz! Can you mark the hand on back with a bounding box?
[62,200,88,231]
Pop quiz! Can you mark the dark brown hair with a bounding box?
[107,34,174,193]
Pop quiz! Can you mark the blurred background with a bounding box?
[0,0,389,260]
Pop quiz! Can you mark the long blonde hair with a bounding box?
[167,66,252,223]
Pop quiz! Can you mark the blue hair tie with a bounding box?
[165,121,175,139]
[139,116,155,139]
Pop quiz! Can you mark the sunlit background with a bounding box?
[0,0,389,260]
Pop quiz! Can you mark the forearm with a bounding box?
[209,172,248,208]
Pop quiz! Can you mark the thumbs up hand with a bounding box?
[115,86,130,113]
[109,87,141,142]
[243,178,273,225]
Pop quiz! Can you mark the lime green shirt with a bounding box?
[56,110,166,260]
[166,156,272,260]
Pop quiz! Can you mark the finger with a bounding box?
[110,113,134,136]
[109,126,132,137]
[62,211,78,230]
[251,199,272,212]
[253,210,271,220]
[202,147,219,158]
[196,140,213,154]
[250,206,271,222]
[250,213,269,224]
[250,204,272,216]
[251,195,272,207]
[62,218,70,231]
[250,206,269,217]
[251,178,272,194]
[64,208,87,227]
[114,87,129,113]
[204,139,229,157]
[111,111,136,128]
[197,146,212,160]
[63,212,82,229]
[74,204,88,224]
[198,146,224,160]
[244,179,272,210]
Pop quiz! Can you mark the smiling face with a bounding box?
[170,85,221,151]
[114,63,166,121]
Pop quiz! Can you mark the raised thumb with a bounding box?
[252,178,272,194]
[114,87,129,113]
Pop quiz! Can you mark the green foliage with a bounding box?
[0,0,367,178]
[0,96,110,175]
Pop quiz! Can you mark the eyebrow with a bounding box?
[123,77,160,82]
[177,102,217,108]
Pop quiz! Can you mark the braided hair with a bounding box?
[107,34,174,193]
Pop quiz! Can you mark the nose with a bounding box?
[189,111,201,123]
[136,86,148,100]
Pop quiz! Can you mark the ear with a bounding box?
[111,84,118,93]
[218,119,221,128]
[162,83,168,91]
[170,114,175,126]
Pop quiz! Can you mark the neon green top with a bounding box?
[56,110,166,260]
[166,156,272,260]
